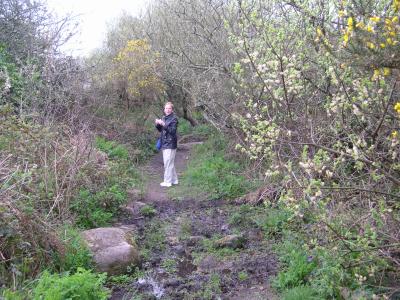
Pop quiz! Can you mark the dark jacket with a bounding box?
[156,113,178,150]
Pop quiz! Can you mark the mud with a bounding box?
[110,143,278,300]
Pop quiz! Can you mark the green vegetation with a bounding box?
[178,119,215,138]
[192,273,222,300]
[2,0,400,298]
[282,286,319,300]
[177,118,193,135]
[95,136,129,160]
[192,234,239,266]
[273,240,317,289]
[258,203,386,299]
[32,268,109,300]
[70,136,142,228]
[71,186,124,228]
[140,204,157,217]
[181,134,254,200]
[179,216,193,239]
[107,266,145,286]
[139,220,166,261]
[238,271,249,281]
[228,204,264,229]
[161,258,177,273]
[0,111,143,294]
[0,46,25,107]
[58,226,93,272]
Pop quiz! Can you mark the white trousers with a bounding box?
[162,149,178,184]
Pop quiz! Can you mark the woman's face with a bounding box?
[164,104,173,116]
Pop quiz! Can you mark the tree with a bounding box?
[109,39,165,110]
[143,0,236,127]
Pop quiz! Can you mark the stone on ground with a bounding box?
[214,234,246,249]
[81,227,140,275]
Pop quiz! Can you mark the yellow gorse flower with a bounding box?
[343,32,350,45]
[373,69,381,79]
[394,102,400,114]
[393,0,400,12]
[370,16,380,23]
[383,68,391,76]
[347,17,354,30]
[356,21,365,29]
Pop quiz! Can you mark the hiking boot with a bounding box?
[160,182,172,187]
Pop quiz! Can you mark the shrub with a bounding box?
[257,208,292,238]
[95,136,129,160]
[71,185,126,229]
[192,124,216,137]
[140,204,157,217]
[178,118,193,135]
[32,268,109,300]
[273,240,317,290]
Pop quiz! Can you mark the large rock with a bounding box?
[81,227,140,275]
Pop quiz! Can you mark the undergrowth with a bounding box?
[0,106,143,295]
[260,201,399,299]
[181,133,254,200]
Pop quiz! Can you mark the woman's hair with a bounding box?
[165,102,174,109]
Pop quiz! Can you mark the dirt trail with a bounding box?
[111,143,278,300]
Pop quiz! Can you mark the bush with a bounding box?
[257,208,292,238]
[0,47,25,107]
[71,185,126,228]
[140,204,157,217]
[192,124,216,137]
[273,240,317,290]
[32,268,109,300]
[95,136,129,160]
[178,118,193,135]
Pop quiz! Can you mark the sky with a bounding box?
[46,0,149,57]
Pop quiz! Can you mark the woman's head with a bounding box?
[164,102,174,116]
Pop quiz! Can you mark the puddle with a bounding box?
[137,276,165,299]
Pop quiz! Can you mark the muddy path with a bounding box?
[110,142,278,300]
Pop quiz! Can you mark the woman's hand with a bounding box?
[155,119,165,126]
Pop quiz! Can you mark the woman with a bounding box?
[155,102,178,187]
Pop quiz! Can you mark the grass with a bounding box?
[107,266,144,286]
[180,134,253,200]
[238,271,249,281]
[192,273,222,300]
[139,220,166,261]
[140,204,157,217]
[177,119,216,137]
[179,216,193,239]
[282,285,319,300]
[161,258,177,274]
[56,226,93,272]
[192,234,240,266]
